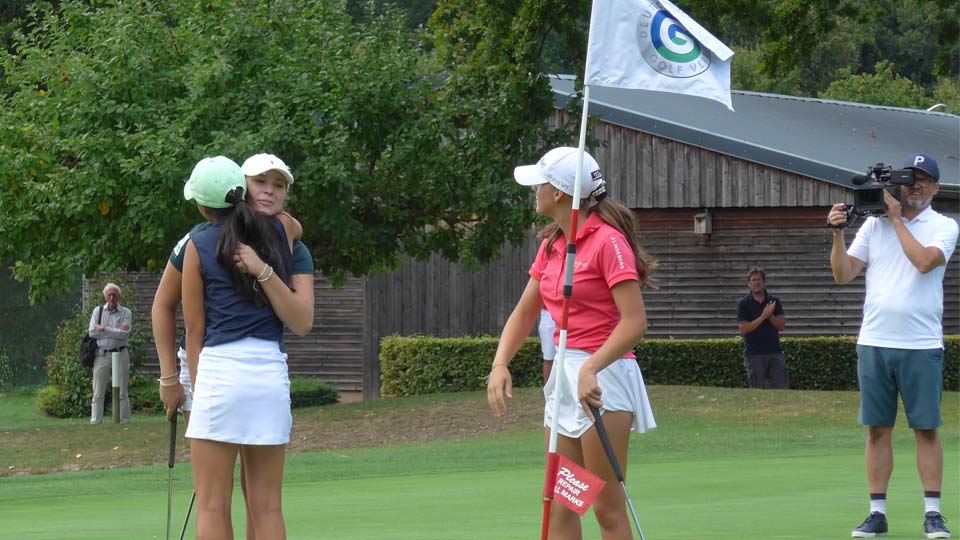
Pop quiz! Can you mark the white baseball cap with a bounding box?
[241,153,294,185]
[513,147,605,199]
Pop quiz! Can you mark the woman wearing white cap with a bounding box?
[179,156,313,540]
[487,147,657,540]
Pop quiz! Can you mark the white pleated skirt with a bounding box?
[544,348,656,438]
[185,337,291,445]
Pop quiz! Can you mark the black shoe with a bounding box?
[852,512,888,538]
[925,511,951,539]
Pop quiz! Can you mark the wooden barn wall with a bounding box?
[637,207,959,339]
[551,110,855,208]
[82,274,367,395]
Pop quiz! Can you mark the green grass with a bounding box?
[0,386,958,539]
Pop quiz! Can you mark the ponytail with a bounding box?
[206,187,291,307]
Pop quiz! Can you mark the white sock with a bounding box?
[925,497,941,514]
[870,498,887,515]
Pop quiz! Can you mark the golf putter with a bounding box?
[590,405,646,540]
[179,490,195,540]
[166,414,177,540]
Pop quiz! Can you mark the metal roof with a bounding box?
[550,76,960,192]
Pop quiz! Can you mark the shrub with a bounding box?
[380,335,960,396]
[35,385,79,418]
[290,378,340,408]
[39,309,94,417]
[380,336,542,397]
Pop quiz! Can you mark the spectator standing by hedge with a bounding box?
[735,267,788,389]
[487,147,657,540]
[828,153,957,539]
[88,283,132,424]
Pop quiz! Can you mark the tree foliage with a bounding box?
[0,0,576,302]
[677,0,957,95]
[820,61,932,109]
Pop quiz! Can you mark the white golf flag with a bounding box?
[585,0,735,110]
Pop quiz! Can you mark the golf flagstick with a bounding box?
[166,414,177,540]
[590,405,645,540]
[541,85,592,540]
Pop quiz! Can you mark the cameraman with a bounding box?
[828,154,958,539]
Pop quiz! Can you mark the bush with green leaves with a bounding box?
[380,335,960,396]
[39,309,95,417]
[380,336,543,397]
[290,378,341,408]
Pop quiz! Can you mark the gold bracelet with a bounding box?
[255,264,271,280]
[491,363,509,369]
[159,373,178,380]
[157,379,180,387]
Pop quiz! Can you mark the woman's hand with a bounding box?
[159,382,185,421]
[577,364,602,420]
[486,364,513,419]
[233,242,268,277]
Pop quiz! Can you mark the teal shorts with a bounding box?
[857,345,944,430]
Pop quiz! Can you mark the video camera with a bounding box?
[828,163,917,228]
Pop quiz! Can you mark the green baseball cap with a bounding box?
[183,156,245,208]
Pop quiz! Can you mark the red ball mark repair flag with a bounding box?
[552,455,606,516]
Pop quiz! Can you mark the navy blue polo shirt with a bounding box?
[736,291,784,355]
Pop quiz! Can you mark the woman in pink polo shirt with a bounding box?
[487,147,656,540]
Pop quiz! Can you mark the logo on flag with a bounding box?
[638,9,711,78]
[585,0,735,110]
[552,455,606,516]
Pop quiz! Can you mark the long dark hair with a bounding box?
[206,186,291,307]
[539,198,657,288]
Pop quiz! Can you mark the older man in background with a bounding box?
[89,282,132,424]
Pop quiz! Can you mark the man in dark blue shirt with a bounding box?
[736,267,788,389]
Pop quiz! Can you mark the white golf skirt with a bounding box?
[185,337,291,445]
[544,348,656,438]
[177,347,193,412]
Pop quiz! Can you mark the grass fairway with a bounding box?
[1,386,957,539]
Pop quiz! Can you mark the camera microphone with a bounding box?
[851,174,870,185]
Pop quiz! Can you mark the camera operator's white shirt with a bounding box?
[848,207,959,350]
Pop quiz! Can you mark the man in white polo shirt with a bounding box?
[828,153,958,539]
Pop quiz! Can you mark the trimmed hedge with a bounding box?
[290,378,340,408]
[380,336,543,397]
[380,335,960,396]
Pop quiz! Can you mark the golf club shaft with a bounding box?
[166,414,177,540]
[589,405,645,540]
[179,490,196,540]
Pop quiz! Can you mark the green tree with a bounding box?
[931,77,960,115]
[819,61,932,109]
[0,0,575,302]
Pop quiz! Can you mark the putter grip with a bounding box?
[168,415,177,468]
[590,405,625,483]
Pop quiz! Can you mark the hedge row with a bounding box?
[380,335,960,396]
